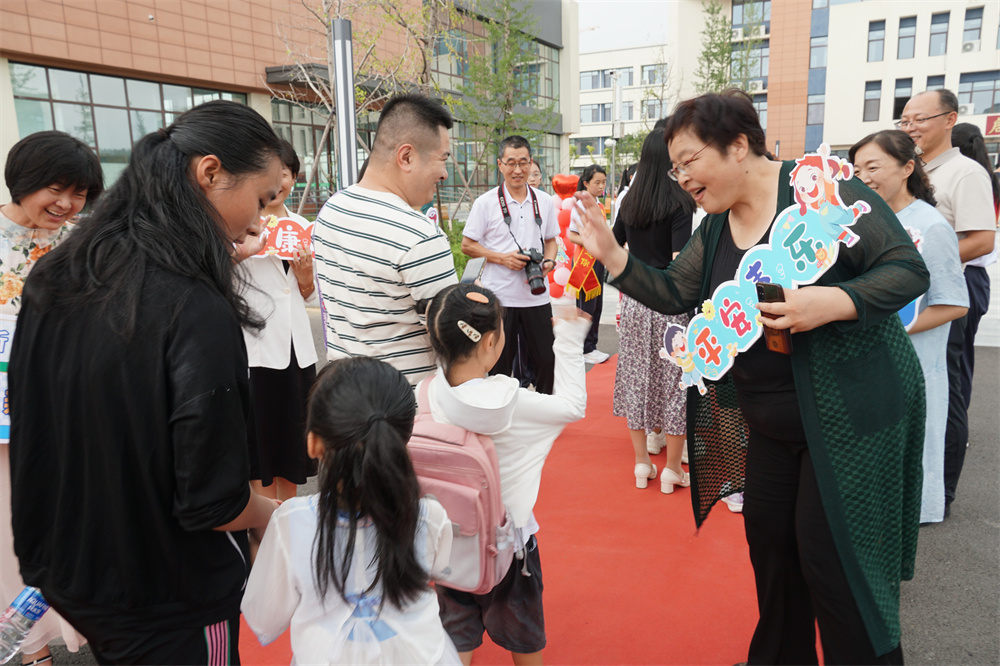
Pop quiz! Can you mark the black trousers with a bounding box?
[743,430,903,666]
[960,265,990,408]
[491,303,555,394]
[943,314,969,507]
[576,260,605,354]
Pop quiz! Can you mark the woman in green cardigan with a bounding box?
[574,91,928,665]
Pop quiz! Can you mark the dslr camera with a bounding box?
[521,248,548,295]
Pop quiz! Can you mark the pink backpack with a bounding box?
[408,379,515,595]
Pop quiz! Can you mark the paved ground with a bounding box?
[31,268,1000,665]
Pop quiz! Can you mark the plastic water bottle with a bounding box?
[0,587,49,664]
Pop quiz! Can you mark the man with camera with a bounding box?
[462,135,560,393]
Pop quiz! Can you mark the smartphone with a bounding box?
[756,282,793,355]
[460,256,486,284]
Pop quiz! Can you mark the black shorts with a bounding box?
[436,534,545,654]
[70,612,240,665]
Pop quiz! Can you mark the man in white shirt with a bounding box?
[313,94,458,385]
[461,136,560,393]
[901,89,995,515]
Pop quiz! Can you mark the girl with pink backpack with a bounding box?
[417,283,589,666]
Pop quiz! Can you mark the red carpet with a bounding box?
[240,357,759,665]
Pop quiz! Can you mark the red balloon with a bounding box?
[558,208,571,233]
[548,282,564,299]
[551,174,580,200]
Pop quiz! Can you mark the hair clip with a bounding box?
[457,320,482,343]
[466,292,489,304]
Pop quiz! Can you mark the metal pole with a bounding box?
[331,18,358,189]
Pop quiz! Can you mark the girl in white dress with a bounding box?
[242,357,459,665]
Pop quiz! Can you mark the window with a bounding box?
[927,75,946,90]
[641,64,667,86]
[731,41,770,82]
[621,101,634,121]
[571,137,605,157]
[753,94,768,130]
[271,100,337,209]
[580,103,611,123]
[580,68,630,90]
[8,62,245,185]
[958,70,1000,115]
[580,70,603,90]
[893,78,913,120]
[898,17,916,59]
[868,21,885,62]
[645,99,665,121]
[963,7,983,43]
[929,13,949,56]
[863,81,881,122]
[810,36,827,69]
[732,0,771,27]
[812,0,828,8]
[806,94,825,126]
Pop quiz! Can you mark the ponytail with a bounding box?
[308,357,425,609]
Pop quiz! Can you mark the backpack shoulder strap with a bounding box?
[416,378,432,416]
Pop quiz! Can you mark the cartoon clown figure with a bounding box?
[789,144,870,248]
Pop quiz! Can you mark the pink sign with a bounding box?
[255,216,314,259]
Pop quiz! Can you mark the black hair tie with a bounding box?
[157,127,170,140]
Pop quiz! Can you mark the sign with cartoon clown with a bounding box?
[663,144,870,394]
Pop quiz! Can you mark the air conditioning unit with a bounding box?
[957,104,974,116]
[732,27,744,41]
[748,80,765,93]
[962,40,981,53]
[750,25,767,39]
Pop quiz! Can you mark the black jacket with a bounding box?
[10,268,252,630]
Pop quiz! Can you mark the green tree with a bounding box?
[438,0,559,219]
[694,0,731,94]
[694,0,764,94]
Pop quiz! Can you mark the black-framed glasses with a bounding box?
[668,144,709,181]
[499,159,531,170]
[894,112,951,129]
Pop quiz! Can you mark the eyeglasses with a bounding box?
[668,144,709,181]
[499,159,532,170]
[894,112,951,130]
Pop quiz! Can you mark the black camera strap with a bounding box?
[497,185,544,255]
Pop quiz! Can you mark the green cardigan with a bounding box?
[610,161,929,655]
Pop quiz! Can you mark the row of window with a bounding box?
[8,62,247,183]
[867,8,995,62]
[862,70,1000,123]
[579,99,668,124]
[579,65,667,91]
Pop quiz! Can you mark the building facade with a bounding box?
[576,0,998,172]
[0,0,578,213]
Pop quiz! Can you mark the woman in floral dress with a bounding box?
[1,130,102,666]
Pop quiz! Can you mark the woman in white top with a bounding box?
[850,130,968,523]
[240,141,319,500]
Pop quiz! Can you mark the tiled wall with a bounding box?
[766,0,811,159]
[0,0,410,92]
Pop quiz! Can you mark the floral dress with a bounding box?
[1,210,84,654]
[1,212,71,312]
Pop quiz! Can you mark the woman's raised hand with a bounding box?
[573,191,630,277]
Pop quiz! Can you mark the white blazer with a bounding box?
[240,209,319,370]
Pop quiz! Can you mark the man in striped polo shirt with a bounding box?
[313,94,457,384]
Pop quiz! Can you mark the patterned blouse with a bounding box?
[0,211,71,314]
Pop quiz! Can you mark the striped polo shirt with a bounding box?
[313,185,457,384]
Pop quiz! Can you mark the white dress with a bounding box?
[0,212,86,654]
[242,495,459,665]
[897,200,969,524]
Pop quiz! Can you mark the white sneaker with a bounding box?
[583,349,610,364]
[646,431,666,454]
